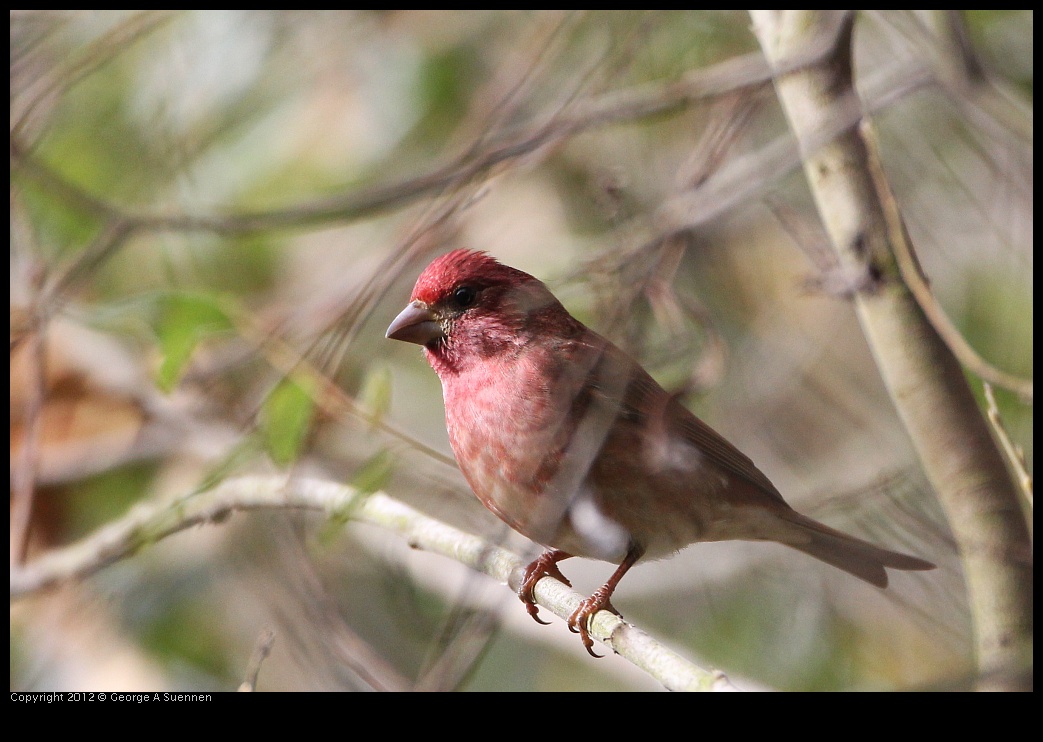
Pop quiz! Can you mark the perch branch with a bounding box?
[10,475,735,692]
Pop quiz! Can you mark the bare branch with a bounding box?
[8,33,849,284]
[751,9,1032,689]
[983,383,1033,512]
[10,291,47,565]
[237,627,276,692]
[10,475,735,691]
[11,11,178,142]
[861,122,1032,402]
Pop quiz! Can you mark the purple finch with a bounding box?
[387,249,935,656]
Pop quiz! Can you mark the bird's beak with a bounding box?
[386,300,444,346]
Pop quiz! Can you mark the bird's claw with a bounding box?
[518,551,572,625]
[524,600,551,626]
[567,589,619,658]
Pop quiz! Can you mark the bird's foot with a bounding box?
[567,588,620,658]
[518,550,572,626]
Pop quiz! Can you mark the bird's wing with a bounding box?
[670,393,786,504]
[583,338,787,506]
[562,331,786,504]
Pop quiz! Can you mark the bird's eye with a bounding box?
[451,285,478,309]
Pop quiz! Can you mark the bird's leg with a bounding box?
[519,549,573,625]
[568,544,645,658]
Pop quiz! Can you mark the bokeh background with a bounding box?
[10,10,1032,691]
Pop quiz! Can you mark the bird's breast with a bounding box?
[437,347,775,562]
[440,351,610,551]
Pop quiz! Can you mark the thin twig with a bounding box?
[12,11,177,142]
[228,299,457,469]
[237,627,276,692]
[659,62,934,244]
[983,383,1033,511]
[10,297,47,565]
[11,50,780,234]
[861,121,1033,402]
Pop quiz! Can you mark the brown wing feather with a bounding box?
[577,335,786,505]
[672,402,786,504]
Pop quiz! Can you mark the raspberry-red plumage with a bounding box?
[387,249,935,656]
[411,249,534,306]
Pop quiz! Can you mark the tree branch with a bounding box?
[861,122,1032,402]
[983,383,1033,513]
[8,30,859,260]
[10,475,735,692]
[237,627,276,692]
[750,9,1032,690]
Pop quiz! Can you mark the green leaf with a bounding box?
[196,435,266,494]
[359,366,393,428]
[349,449,395,497]
[155,293,234,392]
[262,377,316,466]
[318,449,394,544]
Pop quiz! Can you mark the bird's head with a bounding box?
[386,249,570,374]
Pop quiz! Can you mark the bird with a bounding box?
[386,248,935,656]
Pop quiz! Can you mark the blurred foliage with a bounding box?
[10,10,1031,692]
[153,292,235,392]
[965,10,1034,94]
[124,571,236,688]
[58,462,158,542]
[261,377,317,466]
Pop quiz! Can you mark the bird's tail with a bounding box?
[778,510,935,588]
